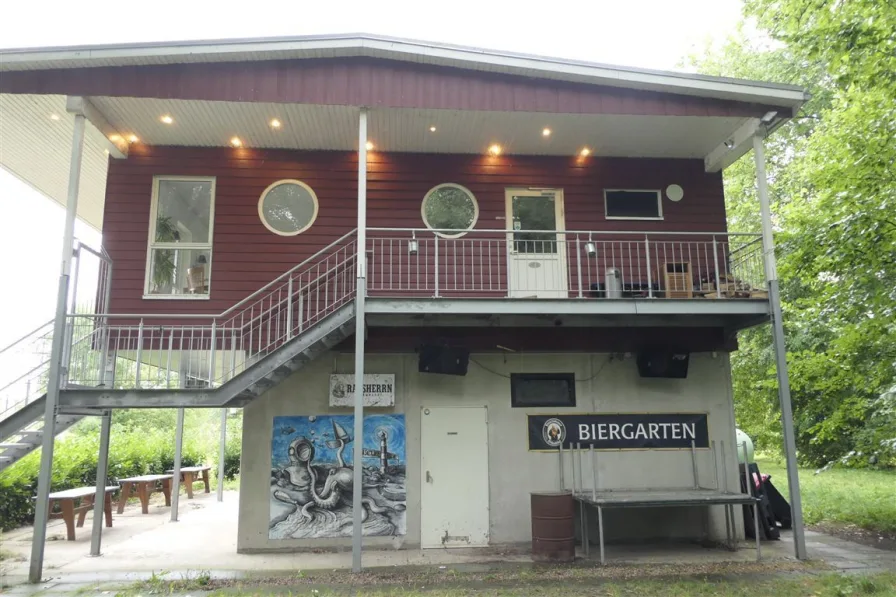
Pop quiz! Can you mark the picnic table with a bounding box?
[166,465,212,499]
[42,486,117,541]
[117,474,173,514]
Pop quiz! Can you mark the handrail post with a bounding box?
[712,235,722,298]
[434,235,440,298]
[286,276,294,341]
[576,235,583,298]
[134,319,144,389]
[645,235,653,298]
[209,319,217,388]
[166,329,174,389]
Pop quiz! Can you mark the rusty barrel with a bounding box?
[530,490,575,562]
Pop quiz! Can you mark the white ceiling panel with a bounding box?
[0,94,109,229]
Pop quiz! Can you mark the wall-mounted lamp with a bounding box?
[724,138,735,149]
[584,234,597,257]
[408,232,419,255]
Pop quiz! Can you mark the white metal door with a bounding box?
[420,407,489,548]
[505,188,567,298]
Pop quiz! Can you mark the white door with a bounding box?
[421,407,489,548]
[505,188,567,298]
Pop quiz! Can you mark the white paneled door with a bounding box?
[420,406,489,548]
[506,188,567,298]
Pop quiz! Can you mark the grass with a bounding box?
[756,457,896,534]
[110,570,896,596]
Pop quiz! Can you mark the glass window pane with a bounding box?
[260,181,318,235]
[605,190,661,219]
[155,180,212,243]
[511,373,576,407]
[512,195,557,254]
[147,248,210,295]
[422,185,478,236]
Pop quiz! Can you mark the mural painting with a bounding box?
[269,414,407,539]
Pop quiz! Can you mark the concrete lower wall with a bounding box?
[237,351,743,552]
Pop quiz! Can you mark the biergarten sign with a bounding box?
[329,374,395,407]
[528,413,709,451]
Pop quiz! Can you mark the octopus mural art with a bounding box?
[269,414,407,539]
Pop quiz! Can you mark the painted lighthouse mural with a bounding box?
[269,414,407,539]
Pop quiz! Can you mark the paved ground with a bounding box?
[1,490,893,594]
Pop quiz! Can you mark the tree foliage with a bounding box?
[690,3,896,467]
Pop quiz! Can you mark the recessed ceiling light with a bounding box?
[542,128,551,137]
[103,149,110,155]
[270,118,282,129]
[488,144,502,156]
[160,115,173,124]
[429,126,437,132]
[365,141,375,151]
[109,134,121,142]
[230,137,242,147]
[580,147,591,157]
[49,113,60,121]
[127,134,139,143]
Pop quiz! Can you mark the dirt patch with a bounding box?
[810,523,896,551]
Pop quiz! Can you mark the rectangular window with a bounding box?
[510,373,576,407]
[604,189,663,220]
[144,176,216,298]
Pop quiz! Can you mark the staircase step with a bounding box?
[0,442,31,448]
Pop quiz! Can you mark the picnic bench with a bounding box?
[42,486,117,541]
[166,465,212,498]
[117,474,173,514]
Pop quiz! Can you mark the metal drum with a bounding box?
[530,490,575,562]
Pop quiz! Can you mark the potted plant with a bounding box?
[152,216,178,293]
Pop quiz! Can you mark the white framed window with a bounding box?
[421,183,479,238]
[604,189,664,220]
[144,176,216,299]
[258,179,319,236]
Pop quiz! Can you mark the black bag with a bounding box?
[763,476,793,529]
[740,463,780,540]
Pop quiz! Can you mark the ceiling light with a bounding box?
[230,137,242,147]
[103,149,110,155]
[580,147,591,157]
[160,115,173,124]
[542,128,551,137]
[365,141,374,151]
[109,134,121,142]
[49,113,60,121]
[127,134,139,143]
[488,144,502,156]
[724,139,735,149]
[270,118,282,129]
[429,126,437,132]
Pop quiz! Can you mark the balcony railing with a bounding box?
[366,229,766,300]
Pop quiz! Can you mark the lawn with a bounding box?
[113,569,896,597]
[756,457,896,534]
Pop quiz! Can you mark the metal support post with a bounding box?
[90,410,112,556]
[351,107,369,573]
[753,133,806,559]
[571,443,577,493]
[217,408,227,502]
[170,408,185,522]
[590,444,596,500]
[558,443,565,489]
[690,440,699,489]
[30,112,87,584]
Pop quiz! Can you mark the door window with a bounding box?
[511,193,558,254]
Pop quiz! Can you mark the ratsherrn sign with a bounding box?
[528,413,709,451]
[329,374,395,407]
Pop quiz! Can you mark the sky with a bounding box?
[0,0,743,348]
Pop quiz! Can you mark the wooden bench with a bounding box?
[40,486,117,541]
[117,474,173,514]
[166,465,212,499]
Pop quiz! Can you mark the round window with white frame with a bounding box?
[421,183,479,238]
[258,179,319,236]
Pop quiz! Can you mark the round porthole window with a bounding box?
[258,180,319,236]
[421,183,479,238]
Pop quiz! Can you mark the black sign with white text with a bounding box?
[528,413,709,451]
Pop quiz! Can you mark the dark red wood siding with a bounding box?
[103,145,727,314]
[1,57,789,117]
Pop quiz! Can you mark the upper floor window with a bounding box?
[604,189,663,220]
[145,176,215,299]
[258,179,319,236]
[421,183,479,238]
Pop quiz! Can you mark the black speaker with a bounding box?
[636,351,690,378]
[418,345,470,376]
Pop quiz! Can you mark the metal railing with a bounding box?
[366,228,766,299]
[64,231,359,390]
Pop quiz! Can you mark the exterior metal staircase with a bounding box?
[0,231,360,472]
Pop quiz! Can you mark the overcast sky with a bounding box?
[0,0,742,347]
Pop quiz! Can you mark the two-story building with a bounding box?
[0,34,808,580]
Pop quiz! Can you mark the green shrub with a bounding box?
[0,409,242,531]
